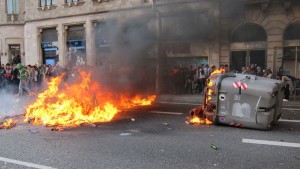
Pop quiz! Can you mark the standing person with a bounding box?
[16,63,33,96]
[224,64,229,73]
[28,65,35,89]
[11,64,19,94]
[185,65,195,94]
[65,48,77,71]
[243,66,254,75]
[265,69,273,78]
[256,66,264,77]
[198,64,206,94]
[281,75,293,101]
[39,64,46,83]
[33,66,39,90]
[204,64,209,79]
[194,66,200,93]
[241,67,246,74]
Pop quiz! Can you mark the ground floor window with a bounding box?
[282,46,300,77]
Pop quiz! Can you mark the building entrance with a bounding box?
[231,50,265,72]
[230,22,267,72]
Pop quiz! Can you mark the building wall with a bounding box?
[0,0,25,64]
[220,0,300,75]
[25,0,152,22]
[24,0,219,67]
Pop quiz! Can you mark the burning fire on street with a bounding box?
[0,118,18,129]
[24,70,156,129]
[187,69,224,125]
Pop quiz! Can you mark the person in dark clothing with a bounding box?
[256,66,264,77]
[186,65,195,94]
[13,55,21,64]
[12,64,20,94]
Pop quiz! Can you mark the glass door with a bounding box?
[231,51,246,73]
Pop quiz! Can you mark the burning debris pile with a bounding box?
[187,69,224,125]
[0,118,18,129]
[24,70,156,128]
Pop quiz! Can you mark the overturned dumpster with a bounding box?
[189,72,285,130]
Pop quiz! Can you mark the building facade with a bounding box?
[0,0,300,77]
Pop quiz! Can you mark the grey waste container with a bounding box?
[209,73,285,130]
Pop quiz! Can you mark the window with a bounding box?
[40,0,56,7]
[65,0,78,3]
[7,0,19,14]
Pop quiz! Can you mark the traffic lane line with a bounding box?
[157,102,200,106]
[279,119,300,123]
[0,157,57,169]
[242,139,300,148]
[282,108,300,111]
[149,111,183,115]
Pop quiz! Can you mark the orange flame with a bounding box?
[211,68,224,75]
[189,116,212,125]
[0,118,18,129]
[25,70,156,127]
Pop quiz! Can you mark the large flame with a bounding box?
[25,70,156,127]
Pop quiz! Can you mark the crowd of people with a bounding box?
[0,62,63,96]
[164,64,229,95]
[164,63,296,101]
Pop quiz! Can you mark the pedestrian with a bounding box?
[16,63,33,97]
[280,74,293,101]
[265,69,272,78]
[256,66,264,77]
[243,66,254,75]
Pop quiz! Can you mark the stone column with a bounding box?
[209,3,220,67]
[57,25,67,67]
[36,28,43,65]
[85,21,95,66]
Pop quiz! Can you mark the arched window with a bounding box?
[231,22,267,42]
[284,20,300,40]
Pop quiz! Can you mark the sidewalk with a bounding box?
[156,94,300,107]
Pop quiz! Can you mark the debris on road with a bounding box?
[128,129,140,133]
[131,118,135,122]
[210,144,218,150]
[29,129,39,134]
[120,133,132,136]
[288,128,294,131]
[51,126,65,131]
[0,118,18,129]
[295,156,300,160]
[163,122,169,126]
[81,123,97,128]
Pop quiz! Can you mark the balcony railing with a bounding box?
[7,14,19,22]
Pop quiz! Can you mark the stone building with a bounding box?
[0,0,299,77]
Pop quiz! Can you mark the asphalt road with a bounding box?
[0,102,299,169]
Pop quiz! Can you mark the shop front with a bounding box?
[41,28,58,66]
[66,25,86,65]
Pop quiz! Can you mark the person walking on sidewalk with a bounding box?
[16,63,33,97]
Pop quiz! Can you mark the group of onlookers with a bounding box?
[165,63,296,101]
[0,63,63,96]
[166,64,229,94]
[240,64,296,101]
